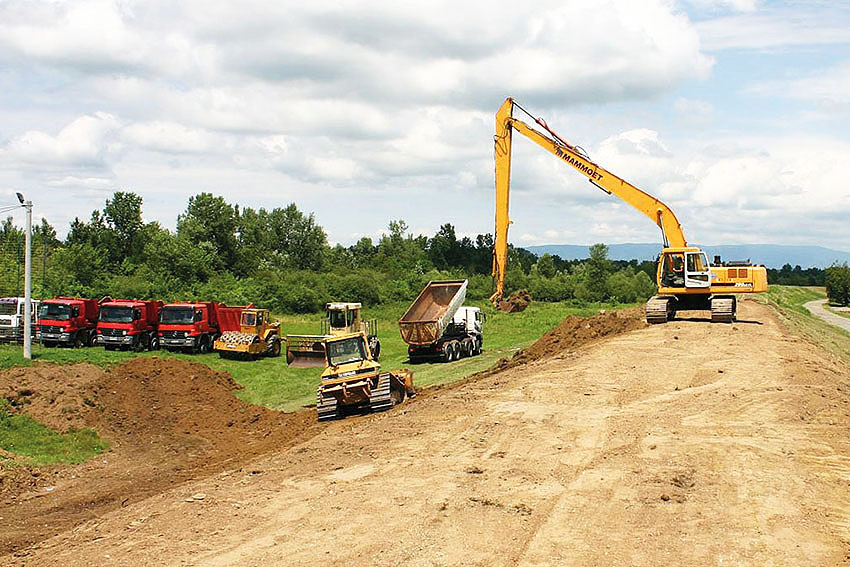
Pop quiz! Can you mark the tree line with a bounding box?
[1,190,816,313]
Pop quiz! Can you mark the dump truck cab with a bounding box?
[97,299,163,351]
[39,296,101,347]
[316,332,414,421]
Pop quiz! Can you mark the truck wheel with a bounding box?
[444,341,457,362]
[149,334,159,351]
[87,331,97,347]
[73,333,83,349]
[266,337,281,357]
[199,336,210,354]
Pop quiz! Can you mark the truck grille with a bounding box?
[100,328,124,337]
[41,325,63,334]
[161,330,187,339]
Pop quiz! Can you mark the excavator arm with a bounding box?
[491,97,687,304]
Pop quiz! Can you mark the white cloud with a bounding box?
[748,60,850,116]
[685,0,759,13]
[121,122,219,154]
[1,113,123,168]
[696,9,850,51]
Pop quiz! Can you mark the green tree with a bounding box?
[825,264,850,306]
[577,243,611,302]
[536,253,557,278]
[103,191,144,262]
[177,193,239,272]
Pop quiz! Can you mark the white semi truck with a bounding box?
[398,280,484,363]
[0,297,40,344]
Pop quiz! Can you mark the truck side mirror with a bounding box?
[133,308,142,320]
[195,310,203,322]
[72,306,80,317]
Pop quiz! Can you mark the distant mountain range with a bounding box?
[525,243,850,269]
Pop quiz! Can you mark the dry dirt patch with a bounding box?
[0,358,319,554]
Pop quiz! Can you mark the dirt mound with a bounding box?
[496,307,646,370]
[0,358,320,553]
[499,289,532,313]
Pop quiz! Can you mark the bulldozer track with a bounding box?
[710,296,736,323]
[645,295,672,324]
[368,373,394,413]
[316,390,340,422]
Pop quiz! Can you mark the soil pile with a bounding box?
[499,289,532,313]
[496,307,646,370]
[0,357,320,553]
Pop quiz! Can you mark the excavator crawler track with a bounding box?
[316,390,340,422]
[645,296,673,324]
[710,296,736,323]
[368,373,394,414]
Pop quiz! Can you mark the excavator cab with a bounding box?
[659,249,711,291]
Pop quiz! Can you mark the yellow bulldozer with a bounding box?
[316,331,414,421]
[213,308,281,359]
[286,302,380,367]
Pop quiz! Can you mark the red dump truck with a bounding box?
[97,299,163,351]
[158,301,251,354]
[38,296,103,347]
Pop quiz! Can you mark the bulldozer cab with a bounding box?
[325,302,362,335]
[321,332,379,379]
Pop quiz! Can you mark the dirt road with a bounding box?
[5,300,850,566]
[806,299,850,333]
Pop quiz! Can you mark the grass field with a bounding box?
[758,285,850,363]
[0,299,633,412]
[0,402,109,466]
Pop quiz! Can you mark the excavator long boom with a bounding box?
[491,97,687,304]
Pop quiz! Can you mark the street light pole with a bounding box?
[16,193,32,360]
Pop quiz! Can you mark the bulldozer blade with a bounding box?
[285,335,327,368]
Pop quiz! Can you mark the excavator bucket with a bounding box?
[498,289,532,313]
[285,335,327,368]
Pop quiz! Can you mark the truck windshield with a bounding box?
[40,303,71,321]
[160,307,194,324]
[327,337,366,366]
[328,310,347,329]
[100,306,133,323]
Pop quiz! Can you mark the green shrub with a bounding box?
[825,264,850,306]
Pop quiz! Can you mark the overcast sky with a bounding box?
[1,0,848,251]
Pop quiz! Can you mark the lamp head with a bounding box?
[15,192,24,204]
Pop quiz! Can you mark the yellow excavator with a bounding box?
[491,97,768,323]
